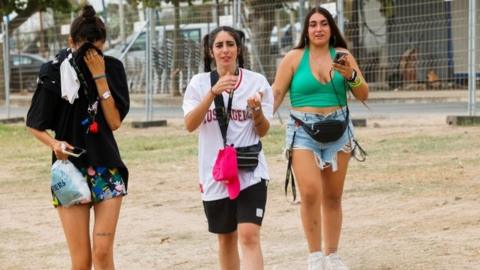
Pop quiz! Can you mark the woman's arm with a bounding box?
[27,127,71,160]
[84,49,122,131]
[251,109,269,137]
[272,50,300,113]
[184,90,217,132]
[95,77,122,130]
[332,50,369,101]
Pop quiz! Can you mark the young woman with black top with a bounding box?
[26,5,129,269]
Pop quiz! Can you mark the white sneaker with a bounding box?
[324,253,349,270]
[308,251,325,270]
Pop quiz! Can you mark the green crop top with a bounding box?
[289,47,349,108]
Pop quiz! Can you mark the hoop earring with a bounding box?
[304,37,308,46]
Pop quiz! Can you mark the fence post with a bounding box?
[468,0,476,116]
[337,0,344,33]
[145,8,154,121]
[119,0,126,46]
[0,22,4,102]
[2,17,10,118]
[299,0,305,25]
[233,0,241,28]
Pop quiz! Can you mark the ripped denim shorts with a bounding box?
[284,108,355,172]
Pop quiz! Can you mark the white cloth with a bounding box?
[60,53,80,104]
[182,68,274,201]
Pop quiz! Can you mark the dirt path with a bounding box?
[0,116,479,269]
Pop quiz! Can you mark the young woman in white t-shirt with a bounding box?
[183,26,274,270]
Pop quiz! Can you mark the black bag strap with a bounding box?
[330,69,367,161]
[210,71,234,146]
[285,129,297,202]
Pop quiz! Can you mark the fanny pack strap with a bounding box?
[211,70,234,146]
[289,109,350,129]
[289,114,307,129]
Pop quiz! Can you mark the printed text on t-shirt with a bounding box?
[204,109,252,123]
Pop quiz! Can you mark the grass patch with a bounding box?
[2,122,479,198]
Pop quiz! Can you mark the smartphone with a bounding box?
[63,146,87,158]
[333,52,348,65]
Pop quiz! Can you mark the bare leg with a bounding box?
[92,196,123,270]
[238,223,263,270]
[292,149,324,252]
[217,231,240,270]
[321,151,350,255]
[57,204,92,270]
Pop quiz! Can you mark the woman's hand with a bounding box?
[332,54,355,81]
[52,140,73,160]
[247,90,269,137]
[247,90,263,112]
[211,73,238,95]
[83,49,105,77]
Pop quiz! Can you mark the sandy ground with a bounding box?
[1,115,480,270]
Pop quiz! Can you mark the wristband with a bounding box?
[348,76,363,89]
[93,74,106,80]
[99,90,111,101]
[248,106,261,112]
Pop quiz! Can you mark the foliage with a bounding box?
[0,0,73,34]
[0,0,72,17]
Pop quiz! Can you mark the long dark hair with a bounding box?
[70,5,106,44]
[294,6,347,50]
[202,26,245,72]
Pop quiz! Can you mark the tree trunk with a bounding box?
[351,0,360,57]
[246,1,276,82]
[170,0,182,96]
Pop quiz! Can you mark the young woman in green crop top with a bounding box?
[272,6,369,270]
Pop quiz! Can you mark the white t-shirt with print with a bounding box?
[183,68,274,201]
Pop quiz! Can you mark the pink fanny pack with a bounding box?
[212,145,240,200]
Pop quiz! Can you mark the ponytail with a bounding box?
[236,30,245,69]
[203,34,212,72]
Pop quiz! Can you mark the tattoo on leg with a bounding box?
[96,232,113,237]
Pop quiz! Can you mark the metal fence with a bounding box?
[1,0,479,111]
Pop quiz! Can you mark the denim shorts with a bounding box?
[285,108,355,171]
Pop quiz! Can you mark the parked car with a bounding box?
[9,53,47,92]
[270,22,302,55]
[105,22,213,60]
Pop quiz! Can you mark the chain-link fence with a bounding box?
[0,0,478,100]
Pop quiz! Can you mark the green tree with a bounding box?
[134,1,285,90]
[166,0,185,96]
[0,0,73,34]
[0,0,73,100]
[137,0,193,96]
[244,0,285,81]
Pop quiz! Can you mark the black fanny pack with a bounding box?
[236,141,262,171]
[290,111,349,143]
